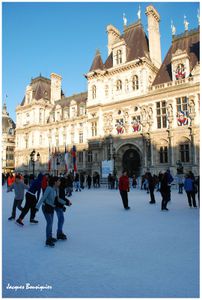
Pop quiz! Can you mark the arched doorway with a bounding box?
[122,148,141,177]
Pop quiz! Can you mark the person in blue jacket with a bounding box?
[36,176,61,247]
[16,173,43,226]
[184,173,197,208]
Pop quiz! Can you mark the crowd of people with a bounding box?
[3,168,200,247]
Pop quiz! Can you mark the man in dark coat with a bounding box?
[16,173,43,225]
[160,172,170,211]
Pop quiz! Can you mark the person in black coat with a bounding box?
[87,174,92,189]
[16,173,43,225]
[55,177,72,240]
[147,172,156,204]
[160,172,170,211]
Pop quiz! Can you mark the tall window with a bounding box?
[87,151,93,163]
[159,146,168,163]
[92,85,96,99]
[91,122,97,137]
[105,85,109,97]
[79,133,83,144]
[179,144,190,162]
[116,50,122,64]
[116,80,122,91]
[156,101,167,129]
[132,75,139,90]
[78,152,83,163]
[125,79,129,92]
[80,105,85,115]
[176,96,188,114]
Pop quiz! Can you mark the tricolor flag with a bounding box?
[72,145,77,172]
[64,145,68,173]
[48,145,52,172]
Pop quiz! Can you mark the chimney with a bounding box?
[145,5,162,69]
[106,25,121,56]
[50,73,62,104]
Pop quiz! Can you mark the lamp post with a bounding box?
[30,150,40,177]
[112,147,117,176]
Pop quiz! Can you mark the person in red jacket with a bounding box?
[41,174,49,194]
[119,170,130,210]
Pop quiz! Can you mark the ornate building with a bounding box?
[15,5,200,177]
[2,103,16,173]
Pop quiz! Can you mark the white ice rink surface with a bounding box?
[2,185,199,298]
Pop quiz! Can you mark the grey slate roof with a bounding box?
[90,21,150,71]
[153,28,200,85]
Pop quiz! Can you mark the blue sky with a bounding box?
[2,1,200,121]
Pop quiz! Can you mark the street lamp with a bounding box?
[113,147,117,176]
[30,150,40,177]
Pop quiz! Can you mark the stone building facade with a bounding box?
[15,5,200,177]
[2,103,16,173]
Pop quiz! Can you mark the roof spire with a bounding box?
[171,20,176,36]
[123,13,127,26]
[197,8,200,26]
[184,15,189,31]
[137,5,141,20]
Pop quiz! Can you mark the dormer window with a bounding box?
[132,75,139,90]
[92,85,96,99]
[116,80,122,91]
[116,50,122,64]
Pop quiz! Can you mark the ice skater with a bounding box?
[160,171,170,211]
[184,173,197,208]
[55,177,72,240]
[36,176,61,247]
[16,173,43,226]
[7,174,29,220]
[119,170,130,210]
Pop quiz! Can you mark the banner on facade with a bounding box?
[101,160,114,178]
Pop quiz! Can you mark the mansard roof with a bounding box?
[123,21,150,62]
[55,91,87,109]
[89,50,104,72]
[153,27,200,85]
[20,75,51,106]
[104,21,150,69]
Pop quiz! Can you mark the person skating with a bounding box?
[147,172,156,204]
[16,173,43,226]
[74,173,81,191]
[160,171,170,211]
[119,170,130,210]
[184,173,197,208]
[86,174,91,189]
[7,174,29,220]
[55,177,72,240]
[36,176,61,247]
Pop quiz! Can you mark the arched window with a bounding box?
[92,85,96,99]
[116,50,122,64]
[132,75,139,90]
[116,80,122,91]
